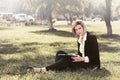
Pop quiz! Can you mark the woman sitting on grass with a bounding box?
[28,21,100,73]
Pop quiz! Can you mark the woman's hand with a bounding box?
[71,55,85,62]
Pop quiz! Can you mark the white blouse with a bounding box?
[78,33,89,63]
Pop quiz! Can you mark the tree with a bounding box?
[22,0,57,31]
[84,1,93,18]
[112,0,120,18]
[39,0,58,31]
[104,0,112,36]
[56,0,88,25]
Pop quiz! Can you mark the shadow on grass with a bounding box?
[0,43,38,54]
[89,31,120,42]
[88,67,111,77]
[31,30,73,37]
[0,27,12,30]
[98,34,120,42]
[0,55,55,75]
[0,44,20,54]
[99,42,120,53]
[22,42,41,46]
[56,67,111,78]
[97,34,120,53]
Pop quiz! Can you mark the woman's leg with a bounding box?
[46,50,72,71]
[28,50,71,73]
[28,50,87,73]
[55,50,67,62]
[46,50,87,71]
[46,57,72,71]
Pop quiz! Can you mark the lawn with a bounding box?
[0,21,120,80]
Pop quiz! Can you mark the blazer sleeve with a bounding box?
[88,36,100,68]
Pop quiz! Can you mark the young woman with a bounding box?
[28,21,100,73]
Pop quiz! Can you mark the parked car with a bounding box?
[13,13,35,25]
[25,15,35,25]
[0,12,14,21]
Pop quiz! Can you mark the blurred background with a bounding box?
[0,0,120,35]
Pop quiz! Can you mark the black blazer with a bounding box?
[78,32,100,69]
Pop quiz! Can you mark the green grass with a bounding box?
[0,21,120,80]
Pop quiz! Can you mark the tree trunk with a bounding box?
[104,0,112,36]
[48,13,56,31]
[64,15,69,25]
[69,13,73,25]
[104,17,112,35]
[46,4,56,31]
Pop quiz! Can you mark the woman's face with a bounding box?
[74,25,84,37]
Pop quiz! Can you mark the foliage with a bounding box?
[21,0,88,25]
[55,0,88,24]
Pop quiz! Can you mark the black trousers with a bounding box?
[46,50,88,71]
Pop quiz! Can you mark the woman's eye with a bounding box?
[75,29,77,31]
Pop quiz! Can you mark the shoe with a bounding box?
[28,66,47,73]
[39,67,47,73]
[27,66,34,70]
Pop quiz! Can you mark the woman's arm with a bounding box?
[71,55,85,62]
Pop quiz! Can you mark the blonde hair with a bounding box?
[72,21,87,37]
